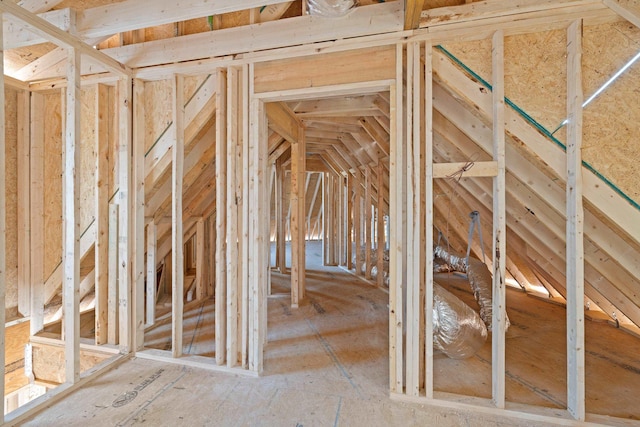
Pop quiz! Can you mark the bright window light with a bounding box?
[552,50,640,134]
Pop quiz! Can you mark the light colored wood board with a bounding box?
[31,343,112,384]
[254,46,396,93]
[144,23,176,43]
[144,79,173,153]
[5,87,19,310]
[182,18,210,36]
[182,75,208,107]
[80,86,97,232]
[43,91,63,277]
[441,39,492,85]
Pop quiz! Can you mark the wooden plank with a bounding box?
[30,92,45,336]
[389,43,403,394]
[132,78,146,351]
[146,222,156,326]
[275,156,286,273]
[491,29,506,409]
[432,161,497,178]
[377,161,385,289]
[226,67,240,367]
[172,74,185,359]
[107,204,118,345]
[424,42,434,399]
[101,2,402,70]
[63,46,81,384]
[196,219,205,300]
[215,68,227,366]
[405,0,427,30]
[566,19,585,421]
[0,1,130,77]
[290,122,306,307]
[0,14,5,418]
[94,83,109,345]
[266,102,300,144]
[603,0,640,28]
[16,89,30,317]
[354,173,362,276]
[242,63,251,368]
[117,77,132,353]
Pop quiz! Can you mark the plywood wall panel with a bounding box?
[81,86,97,232]
[144,79,173,153]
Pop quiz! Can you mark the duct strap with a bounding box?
[466,211,486,266]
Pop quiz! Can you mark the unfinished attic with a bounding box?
[0,0,639,425]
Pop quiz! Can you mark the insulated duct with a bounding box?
[434,245,510,331]
[307,0,357,17]
[433,282,488,359]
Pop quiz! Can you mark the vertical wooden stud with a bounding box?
[290,125,305,307]
[95,84,109,345]
[215,68,227,366]
[17,90,30,317]
[424,42,434,399]
[146,222,156,326]
[0,14,6,417]
[30,92,45,336]
[566,19,585,421]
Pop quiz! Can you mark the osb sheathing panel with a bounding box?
[254,45,396,93]
[44,92,62,278]
[5,88,18,310]
[582,21,640,201]
[145,24,176,43]
[144,80,172,153]
[443,29,567,134]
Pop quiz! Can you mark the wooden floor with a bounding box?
[20,241,640,425]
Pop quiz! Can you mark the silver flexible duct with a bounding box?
[433,282,488,359]
[433,245,510,331]
[307,0,357,17]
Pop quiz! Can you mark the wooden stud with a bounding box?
[95,83,109,345]
[424,42,434,399]
[566,19,585,421]
[354,174,362,275]
[275,155,286,273]
[242,63,252,365]
[491,29,507,409]
[132,78,146,351]
[30,92,45,336]
[389,43,404,394]
[146,222,156,326]
[364,167,372,279]
[215,68,227,366]
[196,218,205,300]
[0,13,6,419]
[108,203,119,345]
[171,74,185,358]
[346,175,353,270]
[377,161,385,289]
[63,46,81,384]
[17,89,30,317]
[290,123,306,307]
[117,77,132,353]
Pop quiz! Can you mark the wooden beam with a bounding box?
[603,0,640,28]
[290,122,306,307]
[146,222,156,326]
[566,19,585,421]
[17,89,30,317]
[172,74,185,358]
[404,0,426,30]
[94,83,109,345]
[275,156,286,273]
[424,42,434,399]
[215,68,227,366]
[491,29,507,409]
[132,78,146,351]
[266,102,301,144]
[108,203,118,345]
[0,13,6,418]
[29,92,44,335]
[196,219,205,300]
[117,77,132,353]
[0,0,130,77]
[63,46,81,384]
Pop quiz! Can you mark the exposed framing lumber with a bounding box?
[290,122,306,307]
[63,46,81,384]
[491,29,507,409]
[566,19,585,421]
[146,222,156,327]
[117,77,132,353]
[17,89,30,317]
[215,68,227,366]
[377,161,385,289]
[0,0,130,77]
[171,74,185,359]
[0,13,5,418]
[94,83,109,345]
[196,219,205,300]
[601,0,640,28]
[29,92,45,336]
[423,41,434,399]
[108,203,119,345]
[354,172,362,275]
[405,0,426,30]
[132,78,146,351]
[275,156,286,273]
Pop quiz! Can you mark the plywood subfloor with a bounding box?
[20,242,640,425]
